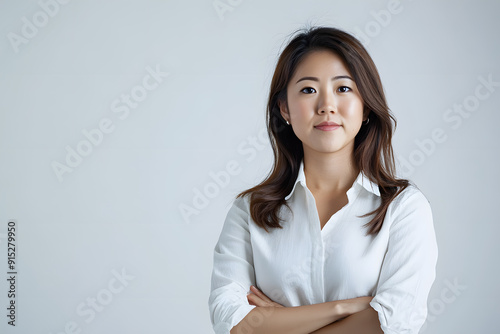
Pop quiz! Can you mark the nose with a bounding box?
[317,90,337,114]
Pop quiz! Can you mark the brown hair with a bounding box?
[236,25,409,236]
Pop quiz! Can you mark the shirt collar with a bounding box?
[284,158,380,200]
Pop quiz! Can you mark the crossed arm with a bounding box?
[218,191,437,334]
[309,307,384,334]
[230,285,384,334]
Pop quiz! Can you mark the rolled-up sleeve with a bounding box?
[208,196,257,334]
[369,189,438,334]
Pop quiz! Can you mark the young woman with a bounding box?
[208,26,438,334]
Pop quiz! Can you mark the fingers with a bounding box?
[247,291,268,307]
[250,285,273,303]
[247,286,286,308]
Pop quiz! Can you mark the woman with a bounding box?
[208,26,438,334]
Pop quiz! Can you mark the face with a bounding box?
[279,49,366,157]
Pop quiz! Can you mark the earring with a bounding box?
[363,118,370,125]
[286,120,290,125]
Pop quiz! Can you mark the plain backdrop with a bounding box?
[0,0,499,333]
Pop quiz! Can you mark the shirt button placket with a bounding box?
[305,188,326,303]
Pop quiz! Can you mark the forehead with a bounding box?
[292,49,351,78]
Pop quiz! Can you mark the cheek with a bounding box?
[290,99,311,118]
[340,101,364,136]
[342,100,364,120]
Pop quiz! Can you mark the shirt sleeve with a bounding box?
[208,196,257,334]
[369,187,438,334]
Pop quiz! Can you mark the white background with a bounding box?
[0,0,499,333]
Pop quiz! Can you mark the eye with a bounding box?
[300,87,316,94]
[337,86,351,93]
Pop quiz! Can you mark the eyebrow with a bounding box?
[295,75,354,84]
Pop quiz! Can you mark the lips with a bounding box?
[314,121,341,131]
[315,121,340,127]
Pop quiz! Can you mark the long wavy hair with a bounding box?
[236,26,409,236]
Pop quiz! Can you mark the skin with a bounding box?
[229,50,383,333]
[280,49,368,229]
[246,285,382,334]
[279,49,368,196]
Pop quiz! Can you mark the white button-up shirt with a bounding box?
[208,158,438,334]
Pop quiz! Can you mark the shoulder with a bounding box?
[218,195,253,237]
[386,181,434,230]
[391,181,431,212]
[232,193,251,212]
[224,194,251,224]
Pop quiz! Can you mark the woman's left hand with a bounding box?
[247,285,285,308]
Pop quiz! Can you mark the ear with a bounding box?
[363,107,370,122]
[278,100,289,122]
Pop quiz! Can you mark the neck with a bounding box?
[302,147,359,194]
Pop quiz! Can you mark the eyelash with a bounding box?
[300,86,351,94]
